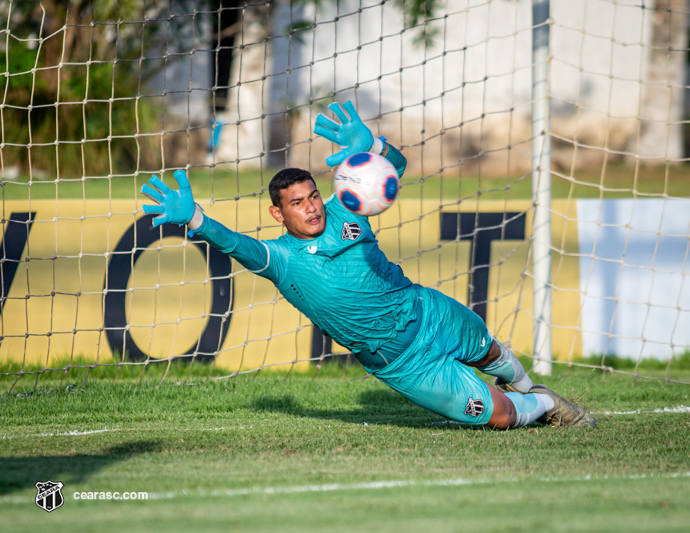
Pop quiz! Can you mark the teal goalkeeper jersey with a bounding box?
[194,194,419,353]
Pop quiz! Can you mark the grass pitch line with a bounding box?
[426,405,690,426]
[144,472,690,501]
[40,428,120,437]
[2,472,689,506]
[4,404,688,439]
[0,426,235,440]
[0,427,120,439]
[3,404,688,439]
[599,406,690,415]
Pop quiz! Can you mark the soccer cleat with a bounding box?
[494,377,523,394]
[529,384,597,428]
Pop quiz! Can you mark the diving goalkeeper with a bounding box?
[141,101,595,429]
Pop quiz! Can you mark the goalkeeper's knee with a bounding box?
[478,340,533,393]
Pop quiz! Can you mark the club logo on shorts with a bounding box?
[464,398,485,417]
[35,480,64,513]
[342,222,362,241]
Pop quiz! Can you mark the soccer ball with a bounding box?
[334,152,399,216]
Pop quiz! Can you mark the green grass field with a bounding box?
[2,363,689,532]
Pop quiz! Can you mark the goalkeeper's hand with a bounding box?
[141,169,196,228]
[314,101,375,167]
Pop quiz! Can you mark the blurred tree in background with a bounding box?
[0,0,169,178]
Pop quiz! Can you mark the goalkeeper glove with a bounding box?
[141,169,197,228]
[314,101,382,167]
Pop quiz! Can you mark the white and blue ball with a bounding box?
[334,152,399,216]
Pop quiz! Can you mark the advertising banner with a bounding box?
[1,198,685,369]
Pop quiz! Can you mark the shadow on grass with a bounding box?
[0,440,163,496]
[251,389,462,429]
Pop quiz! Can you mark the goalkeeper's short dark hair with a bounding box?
[269,168,316,207]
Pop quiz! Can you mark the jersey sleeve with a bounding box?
[383,143,407,178]
[193,215,281,281]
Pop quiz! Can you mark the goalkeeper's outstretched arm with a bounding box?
[141,170,271,275]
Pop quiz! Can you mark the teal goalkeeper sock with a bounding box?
[505,392,554,428]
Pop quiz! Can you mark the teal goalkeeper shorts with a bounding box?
[362,285,494,425]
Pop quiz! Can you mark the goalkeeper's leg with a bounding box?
[456,328,556,428]
[487,384,555,429]
[469,340,597,428]
[467,339,533,393]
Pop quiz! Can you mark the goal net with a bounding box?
[1,0,689,390]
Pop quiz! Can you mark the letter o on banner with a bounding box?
[104,215,233,363]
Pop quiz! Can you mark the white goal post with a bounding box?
[1,0,689,387]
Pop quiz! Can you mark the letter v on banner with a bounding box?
[0,212,35,315]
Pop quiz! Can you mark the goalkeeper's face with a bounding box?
[268,180,326,239]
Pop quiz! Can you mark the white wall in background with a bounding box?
[577,198,690,360]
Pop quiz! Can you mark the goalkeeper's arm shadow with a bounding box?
[249,389,458,429]
[0,440,163,497]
